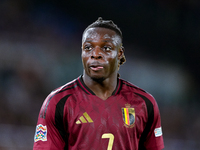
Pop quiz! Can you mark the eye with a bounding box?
[83,45,93,51]
[103,46,112,52]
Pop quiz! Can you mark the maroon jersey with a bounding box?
[33,76,164,150]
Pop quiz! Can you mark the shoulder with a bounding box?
[39,78,79,119]
[120,78,146,93]
[48,78,78,101]
[119,78,157,106]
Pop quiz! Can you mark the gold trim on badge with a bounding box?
[122,104,135,128]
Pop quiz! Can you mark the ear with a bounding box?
[118,46,125,59]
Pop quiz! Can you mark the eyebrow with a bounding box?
[102,40,113,42]
[84,39,113,43]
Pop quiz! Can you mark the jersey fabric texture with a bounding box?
[33,76,164,150]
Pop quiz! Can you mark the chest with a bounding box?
[65,93,148,136]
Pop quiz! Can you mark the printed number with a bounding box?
[102,133,114,150]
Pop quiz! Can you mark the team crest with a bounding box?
[122,104,135,128]
[34,124,47,142]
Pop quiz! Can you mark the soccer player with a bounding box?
[33,17,164,150]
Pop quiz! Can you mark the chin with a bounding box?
[91,75,106,83]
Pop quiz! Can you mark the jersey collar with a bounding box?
[77,75,122,96]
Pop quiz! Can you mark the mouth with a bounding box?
[90,65,104,71]
[89,63,104,71]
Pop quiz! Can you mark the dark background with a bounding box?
[0,0,199,149]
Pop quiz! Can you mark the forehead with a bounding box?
[82,27,121,44]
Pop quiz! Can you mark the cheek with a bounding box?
[107,52,119,67]
[81,52,88,66]
[111,51,119,63]
[107,51,118,60]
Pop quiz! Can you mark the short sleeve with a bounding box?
[33,93,66,150]
[143,97,164,150]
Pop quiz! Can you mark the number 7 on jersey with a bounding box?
[102,133,114,150]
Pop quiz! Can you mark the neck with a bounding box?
[82,73,118,100]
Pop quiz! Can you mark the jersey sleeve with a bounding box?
[33,92,67,150]
[141,95,164,150]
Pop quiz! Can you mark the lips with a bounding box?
[90,66,104,71]
[89,62,104,71]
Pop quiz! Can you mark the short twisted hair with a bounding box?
[83,17,126,67]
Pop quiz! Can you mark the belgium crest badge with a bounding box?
[122,104,135,128]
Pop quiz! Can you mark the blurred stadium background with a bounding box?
[0,0,200,149]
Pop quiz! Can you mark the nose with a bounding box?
[91,46,102,59]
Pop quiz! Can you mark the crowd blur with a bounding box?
[0,0,200,149]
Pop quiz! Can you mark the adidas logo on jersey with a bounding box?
[76,112,93,124]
